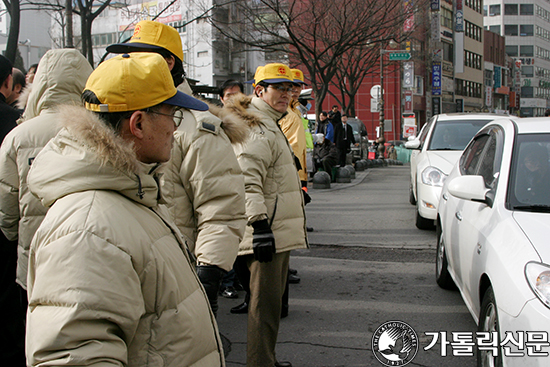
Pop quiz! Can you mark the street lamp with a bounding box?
[378,40,403,150]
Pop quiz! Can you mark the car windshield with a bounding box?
[428,120,490,151]
[508,134,550,210]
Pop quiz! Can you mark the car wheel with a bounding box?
[409,183,416,205]
[415,205,434,230]
[435,222,456,289]
[477,287,503,367]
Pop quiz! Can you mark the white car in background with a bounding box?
[436,117,550,366]
[406,113,505,229]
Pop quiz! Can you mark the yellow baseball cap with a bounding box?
[106,20,184,62]
[291,69,306,85]
[253,63,293,85]
[84,53,207,113]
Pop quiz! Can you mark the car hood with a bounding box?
[512,212,550,263]
[425,151,462,175]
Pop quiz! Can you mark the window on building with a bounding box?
[414,76,424,95]
[443,42,453,62]
[521,86,534,98]
[520,45,534,56]
[505,24,518,36]
[489,25,501,35]
[520,25,534,36]
[441,7,453,29]
[197,51,208,57]
[483,5,488,16]
[505,4,518,15]
[522,66,534,77]
[489,4,501,16]
[466,0,482,13]
[520,4,534,15]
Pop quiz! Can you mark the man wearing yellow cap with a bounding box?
[25,53,225,366]
[107,20,247,317]
[224,63,308,367]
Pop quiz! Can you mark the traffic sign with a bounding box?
[389,52,411,61]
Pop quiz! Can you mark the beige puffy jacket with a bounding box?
[25,106,224,367]
[0,49,93,289]
[161,88,247,271]
[279,101,308,182]
[226,95,308,255]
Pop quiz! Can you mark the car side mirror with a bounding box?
[447,175,492,206]
[405,138,420,150]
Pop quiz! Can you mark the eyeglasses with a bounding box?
[145,107,184,127]
[269,84,293,93]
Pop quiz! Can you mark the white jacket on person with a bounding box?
[225,95,308,255]
[0,49,93,289]
[161,86,247,271]
[26,105,224,367]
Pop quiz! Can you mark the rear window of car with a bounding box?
[428,120,491,151]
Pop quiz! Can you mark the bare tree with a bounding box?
[2,0,21,62]
[211,0,421,118]
[24,0,121,64]
[65,0,73,47]
[328,42,381,117]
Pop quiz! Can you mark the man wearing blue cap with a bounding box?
[225,63,308,367]
[107,21,247,317]
[25,52,225,366]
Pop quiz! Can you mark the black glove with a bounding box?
[252,219,276,263]
[302,189,311,205]
[196,264,225,317]
[294,155,303,171]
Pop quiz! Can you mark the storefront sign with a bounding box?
[432,62,442,95]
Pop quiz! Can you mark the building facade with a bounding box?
[48,0,264,92]
[484,0,550,116]
[0,6,52,71]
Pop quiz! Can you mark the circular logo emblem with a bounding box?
[372,321,419,366]
[133,24,141,37]
[278,66,287,75]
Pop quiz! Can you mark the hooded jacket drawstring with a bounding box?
[135,174,144,199]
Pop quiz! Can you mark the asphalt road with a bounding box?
[217,165,477,366]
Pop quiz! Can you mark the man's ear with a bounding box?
[164,55,176,71]
[254,85,264,97]
[128,110,146,139]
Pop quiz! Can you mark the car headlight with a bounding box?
[525,262,550,309]
[421,166,447,187]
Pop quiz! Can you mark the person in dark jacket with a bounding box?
[313,133,338,180]
[334,114,355,166]
[0,56,21,139]
[328,105,341,125]
[0,54,25,367]
[315,111,334,143]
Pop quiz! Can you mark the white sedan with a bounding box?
[406,113,504,229]
[436,116,550,366]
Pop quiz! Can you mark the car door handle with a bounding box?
[442,193,448,201]
[455,212,462,221]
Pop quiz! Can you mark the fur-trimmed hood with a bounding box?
[220,94,263,129]
[27,105,163,208]
[16,83,32,114]
[177,79,248,144]
[206,100,249,145]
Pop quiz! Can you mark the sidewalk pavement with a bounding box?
[307,168,370,192]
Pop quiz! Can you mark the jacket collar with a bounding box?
[251,97,286,123]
